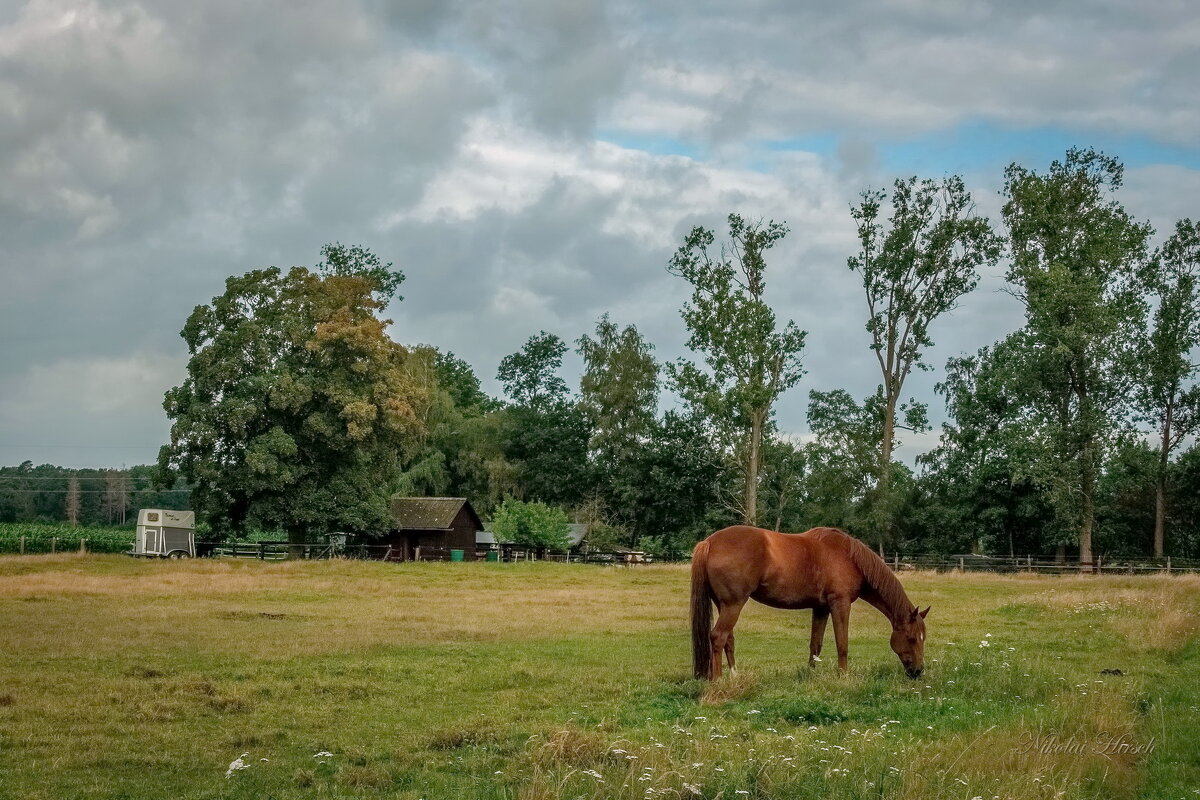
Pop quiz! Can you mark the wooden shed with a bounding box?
[386,497,484,561]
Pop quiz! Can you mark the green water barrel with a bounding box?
[486,550,499,562]
[450,549,464,562]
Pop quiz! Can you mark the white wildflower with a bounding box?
[225,753,250,779]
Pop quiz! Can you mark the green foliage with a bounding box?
[577,314,658,466]
[847,174,1001,542]
[158,247,424,543]
[996,148,1152,561]
[0,463,189,527]
[667,214,807,525]
[620,410,735,547]
[0,523,134,554]
[434,350,500,413]
[489,498,571,551]
[495,333,594,509]
[497,331,569,408]
[1133,218,1200,554]
[316,242,405,302]
[577,315,660,531]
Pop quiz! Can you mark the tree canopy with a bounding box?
[157,249,423,543]
[668,214,807,525]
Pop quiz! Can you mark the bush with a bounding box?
[490,499,571,552]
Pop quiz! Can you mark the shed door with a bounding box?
[144,528,161,554]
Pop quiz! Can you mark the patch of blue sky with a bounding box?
[597,130,703,160]
[763,121,1200,175]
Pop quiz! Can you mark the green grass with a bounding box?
[0,555,1196,799]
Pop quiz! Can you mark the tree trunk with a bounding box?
[877,390,897,553]
[1154,405,1172,558]
[744,409,763,526]
[1079,443,1095,572]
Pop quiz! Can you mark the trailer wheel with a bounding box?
[167,550,191,559]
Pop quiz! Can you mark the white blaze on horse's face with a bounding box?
[891,606,930,679]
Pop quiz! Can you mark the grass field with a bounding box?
[0,555,1197,799]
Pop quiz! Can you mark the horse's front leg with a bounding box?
[809,607,829,667]
[829,598,851,672]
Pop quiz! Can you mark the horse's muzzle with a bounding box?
[906,667,923,679]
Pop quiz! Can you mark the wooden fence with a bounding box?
[5,536,1198,574]
[210,542,648,563]
[884,554,1200,575]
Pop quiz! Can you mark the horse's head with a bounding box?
[890,605,930,678]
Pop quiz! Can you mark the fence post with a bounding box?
[1167,556,1172,574]
[958,557,964,572]
[1027,554,1032,571]
[893,554,899,570]
[51,537,57,554]
[19,536,25,554]
[1096,556,1102,574]
[79,538,86,554]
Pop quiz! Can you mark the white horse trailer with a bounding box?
[131,509,196,558]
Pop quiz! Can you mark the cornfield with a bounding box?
[0,523,134,554]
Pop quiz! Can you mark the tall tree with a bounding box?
[848,176,1002,538]
[577,315,659,461]
[158,247,424,547]
[668,214,807,525]
[1134,219,1200,556]
[929,343,1060,557]
[577,315,659,519]
[64,473,80,527]
[101,469,131,525]
[804,389,894,536]
[1001,148,1151,567]
[497,331,569,409]
[497,332,592,507]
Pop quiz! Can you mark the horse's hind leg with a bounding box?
[710,599,747,679]
[809,607,829,667]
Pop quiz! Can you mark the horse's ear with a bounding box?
[909,607,919,622]
[919,606,931,619]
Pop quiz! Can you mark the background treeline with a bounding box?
[0,463,189,527]
[7,150,1199,562]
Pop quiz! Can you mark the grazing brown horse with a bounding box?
[691,526,929,680]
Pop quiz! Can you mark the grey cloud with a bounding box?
[0,0,1197,468]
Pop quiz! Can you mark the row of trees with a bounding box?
[0,463,189,526]
[11,149,1195,563]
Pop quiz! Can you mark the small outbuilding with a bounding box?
[385,497,484,561]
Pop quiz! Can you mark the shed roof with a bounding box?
[390,497,480,530]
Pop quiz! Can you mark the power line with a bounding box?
[0,444,164,449]
[0,476,156,482]
[0,489,191,494]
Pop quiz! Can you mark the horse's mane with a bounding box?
[820,529,914,622]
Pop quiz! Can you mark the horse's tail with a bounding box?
[691,539,713,679]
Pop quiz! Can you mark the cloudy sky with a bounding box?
[1,0,1198,469]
